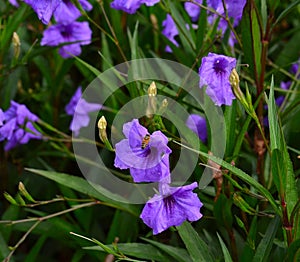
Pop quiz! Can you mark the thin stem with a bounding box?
[0,201,100,225]
[98,1,129,65]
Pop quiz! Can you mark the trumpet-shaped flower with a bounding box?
[41,21,92,58]
[65,87,102,137]
[0,101,42,151]
[23,0,62,24]
[140,182,203,234]
[186,114,207,143]
[114,119,172,183]
[199,52,237,106]
[111,0,160,14]
[54,0,93,24]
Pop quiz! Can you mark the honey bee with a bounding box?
[141,134,150,149]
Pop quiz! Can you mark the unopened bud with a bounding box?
[98,116,108,142]
[3,192,18,205]
[12,32,21,59]
[18,182,36,202]
[230,69,254,116]
[158,98,168,114]
[148,81,157,97]
[146,82,157,118]
[98,116,107,130]
[98,116,114,151]
[229,68,239,89]
[230,68,244,101]
[162,99,168,107]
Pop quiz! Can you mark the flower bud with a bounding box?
[18,182,36,202]
[158,98,168,114]
[146,82,157,118]
[98,116,108,142]
[230,68,244,102]
[12,32,21,59]
[98,116,114,151]
[148,81,157,97]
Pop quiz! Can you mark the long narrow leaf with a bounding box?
[177,221,214,262]
[252,216,280,262]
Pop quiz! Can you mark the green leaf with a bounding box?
[241,216,257,262]
[177,221,214,262]
[100,33,113,72]
[196,1,207,51]
[25,168,139,216]
[252,216,280,262]
[85,243,173,262]
[260,0,267,32]
[141,237,192,262]
[241,1,262,80]
[224,100,237,157]
[24,236,47,262]
[106,210,138,243]
[265,77,298,217]
[74,56,101,76]
[0,4,28,50]
[217,233,233,262]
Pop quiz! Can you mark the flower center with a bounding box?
[213,58,228,75]
[163,195,176,214]
[60,25,73,38]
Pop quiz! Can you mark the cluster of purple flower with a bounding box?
[10,0,93,58]
[114,119,203,234]
[162,0,246,52]
[0,101,42,151]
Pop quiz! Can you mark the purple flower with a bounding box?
[184,0,245,46]
[65,87,102,137]
[54,0,93,24]
[110,0,160,14]
[162,14,179,53]
[41,21,92,58]
[199,52,237,106]
[9,0,19,7]
[114,119,172,183]
[23,0,62,24]
[0,101,42,151]
[186,114,207,143]
[184,0,202,22]
[140,182,203,234]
